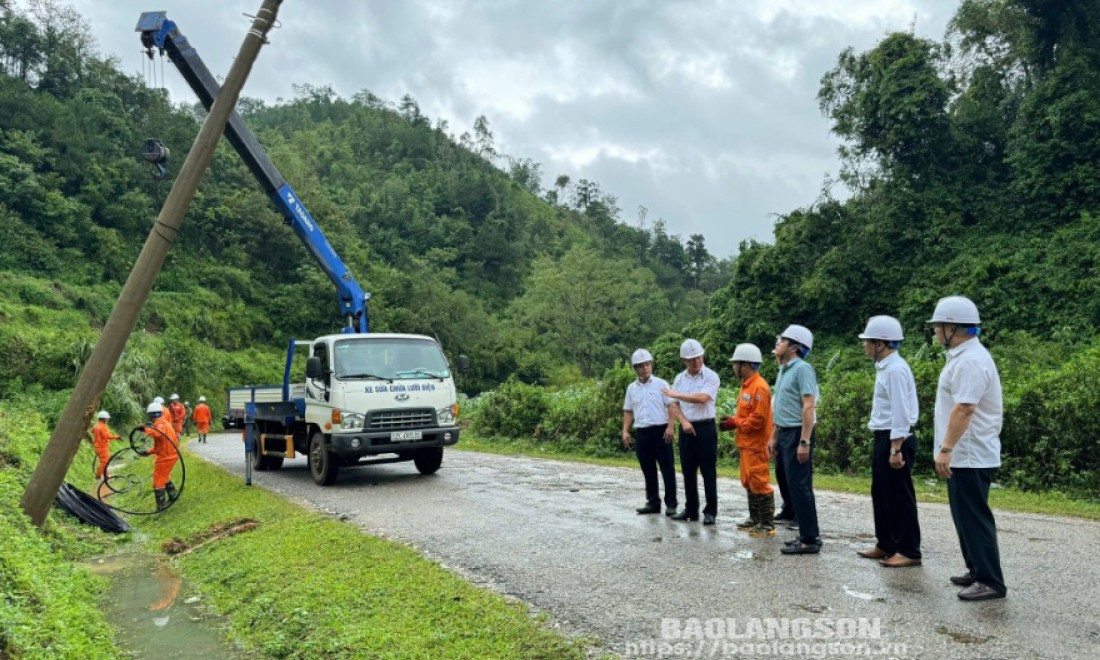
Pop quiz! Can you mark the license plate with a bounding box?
[390,430,423,442]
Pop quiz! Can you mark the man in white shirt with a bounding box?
[622,349,678,516]
[663,339,721,525]
[856,316,922,568]
[930,296,1006,601]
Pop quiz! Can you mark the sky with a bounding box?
[65,0,960,257]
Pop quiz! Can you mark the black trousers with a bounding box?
[870,430,921,558]
[775,447,793,518]
[679,419,718,516]
[948,467,1006,595]
[634,424,677,508]
[777,426,820,544]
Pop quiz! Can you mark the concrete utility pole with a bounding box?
[21,0,284,527]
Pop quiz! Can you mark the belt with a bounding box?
[635,423,668,430]
[872,426,916,436]
[686,417,715,424]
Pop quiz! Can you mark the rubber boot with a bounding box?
[164,480,178,501]
[154,488,169,511]
[750,492,776,537]
[736,493,757,530]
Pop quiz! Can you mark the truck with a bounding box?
[138,11,467,485]
[222,385,296,429]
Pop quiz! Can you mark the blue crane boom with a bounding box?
[136,11,370,333]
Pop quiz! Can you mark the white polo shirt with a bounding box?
[623,376,672,428]
[868,352,919,439]
[934,338,1003,468]
[672,366,720,422]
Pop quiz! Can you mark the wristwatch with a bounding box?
[939,446,953,454]
[798,438,811,447]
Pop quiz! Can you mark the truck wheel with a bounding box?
[413,447,444,475]
[309,432,339,485]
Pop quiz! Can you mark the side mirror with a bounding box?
[456,354,470,376]
[306,356,324,380]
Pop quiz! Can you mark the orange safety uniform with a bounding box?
[144,415,179,489]
[192,403,212,434]
[92,420,121,478]
[720,371,774,495]
[168,401,186,436]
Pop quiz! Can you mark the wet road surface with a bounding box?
[190,435,1100,659]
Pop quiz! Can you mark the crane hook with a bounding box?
[141,138,170,179]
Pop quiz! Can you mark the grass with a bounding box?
[119,438,591,659]
[456,434,1100,521]
[0,407,125,660]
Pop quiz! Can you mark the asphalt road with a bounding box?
[189,435,1099,659]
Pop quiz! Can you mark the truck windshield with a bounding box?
[332,338,451,380]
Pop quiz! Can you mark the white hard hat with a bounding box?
[928,296,981,324]
[97,410,110,420]
[198,396,206,402]
[170,393,180,401]
[729,343,764,363]
[147,402,163,415]
[154,396,165,404]
[630,349,654,366]
[780,325,814,350]
[859,316,904,342]
[679,339,705,359]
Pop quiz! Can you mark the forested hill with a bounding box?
[0,1,729,396]
[692,0,1100,362]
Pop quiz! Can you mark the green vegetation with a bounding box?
[0,401,124,659]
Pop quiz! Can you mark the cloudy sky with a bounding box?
[67,0,959,257]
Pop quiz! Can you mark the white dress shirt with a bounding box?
[934,338,1003,468]
[672,366,720,421]
[867,352,919,439]
[623,376,672,427]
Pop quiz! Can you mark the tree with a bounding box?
[507,247,671,377]
[819,33,954,187]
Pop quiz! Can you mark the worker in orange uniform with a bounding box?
[192,396,212,443]
[92,410,122,480]
[144,401,180,511]
[719,344,776,536]
[154,396,170,424]
[168,393,186,439]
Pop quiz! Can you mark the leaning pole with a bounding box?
[21,0,284,527]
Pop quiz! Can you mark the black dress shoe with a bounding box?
[957,582,1005,601]
[671,511,698,522]
[636,503,661,514]
[774,512,795,524]
[780,542,821,555]
[703,514,716,525]
[950,572,977,586]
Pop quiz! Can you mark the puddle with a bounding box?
[88,554,253,659]
[842,585,886,602]
[935,625,990,644]
[734,550,755,560]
